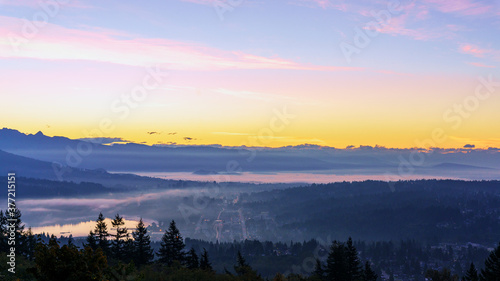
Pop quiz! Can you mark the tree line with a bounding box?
[1,209,500,280]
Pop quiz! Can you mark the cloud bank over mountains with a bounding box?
[1,128,499,182]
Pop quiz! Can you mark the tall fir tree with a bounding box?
[480,243,500,281]
[24,227,38,260]
[326,241,349,281]
[85,230,98,250]
[346,237,362,281]
[157,220,185,266]
[186,247,199,269]
[123,237,135,263]
[94,212,110,254]
[234,250,261,279]
[464,262,479,281]
[111,213,128,260]
[312,258,325,280]
[363,261,378,281]
[132,218,153,266]
[200,248,214,272]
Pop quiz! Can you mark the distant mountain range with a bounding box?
[0,128,499,181]
[0,148,173,188]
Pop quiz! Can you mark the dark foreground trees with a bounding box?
[313,237,376,281]
[132,218,154,266]
[30,238,107,281]
[480,243,500,281]
[3,210,500,281]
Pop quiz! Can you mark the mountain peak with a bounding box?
[34,131,45,136]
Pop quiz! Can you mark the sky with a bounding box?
[1,0,499,148]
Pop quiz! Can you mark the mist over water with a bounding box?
[132,171,456,183]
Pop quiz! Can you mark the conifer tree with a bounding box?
[200,248,214,272]
[312,258,325,280]
[111,213,128,260]
[157,220,185,266]
[123,237,135,263]
[346,237,362,281]
[94,212,109,254]
[132,218,153,266]
[24,227,38,260]
[363,261,378,281]
[234,250,250,275]
[326,241,349,281]
[85,230,98,250]
[480,243,500,281]
[464,262,479,281]
[186,247,199,269]
[233,250,261,279]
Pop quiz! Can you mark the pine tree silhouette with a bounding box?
[363,261,378,281]
[464,262,479,281]
[157,220,185,266]
[111,213,128,260]
[326,241,349,281]
[132,218,153,266]
[85,230,98,250]
[480,243,500,281]
[94,212,110,254]
[346,237,362,281]
[200,248,214,272]
[186,247,199,269]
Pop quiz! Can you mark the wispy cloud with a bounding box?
[460,44,500,62]
[467,62,496,68]
[422,0,495,16]
[365,2,455,41]
[354,0,495,44]
[0,16,360,71]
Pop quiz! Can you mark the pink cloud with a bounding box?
[366,4,447,41]
[354,1,494,43]
[459,44,500,65]
[467,62,496,68]
[423,0,494,16]
[460,44,490,57]
[0,16,360,72]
